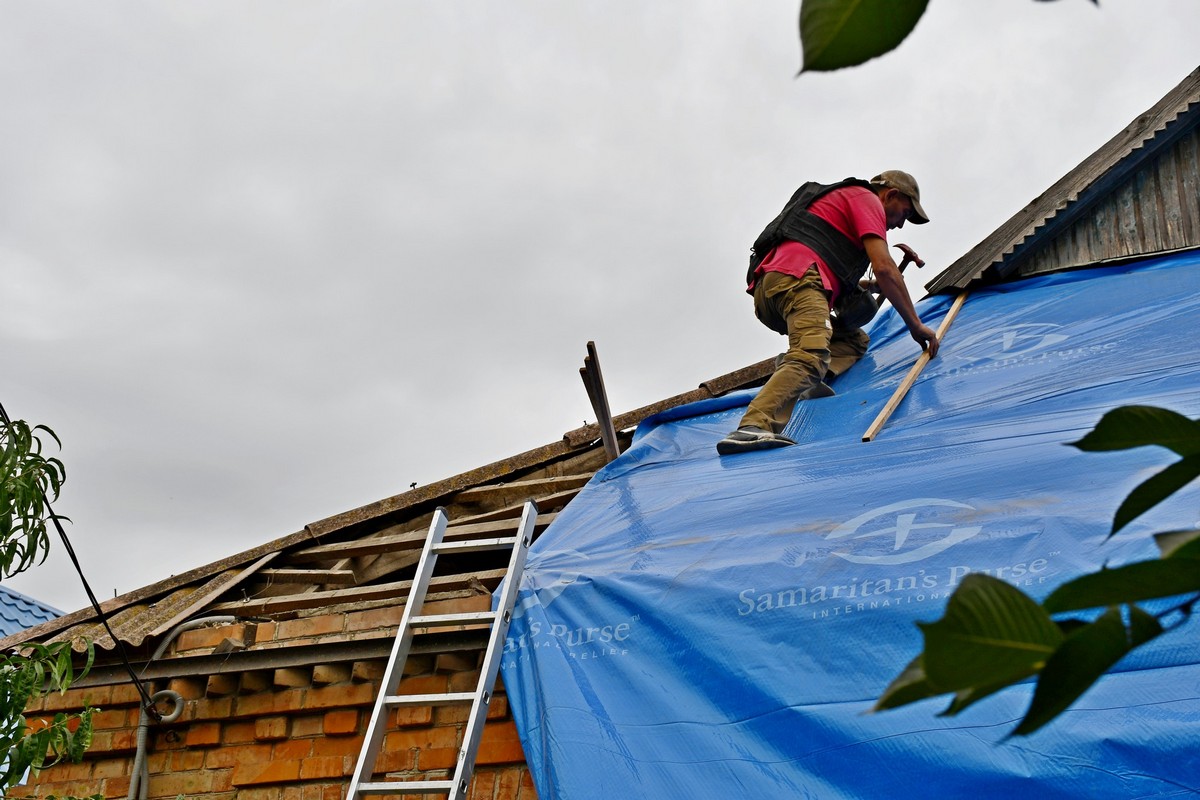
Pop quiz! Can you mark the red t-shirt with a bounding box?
[750,186,887,306]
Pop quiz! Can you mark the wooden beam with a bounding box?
[258,568,358,585]
[207,569,508,616]
[862,291,969,442]
[580,341,621,462]
[288,513,559,563]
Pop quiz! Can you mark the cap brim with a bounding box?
[909,198,930,225]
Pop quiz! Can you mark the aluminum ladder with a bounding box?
[346,500,536,798]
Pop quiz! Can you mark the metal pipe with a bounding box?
[126,616,239,800]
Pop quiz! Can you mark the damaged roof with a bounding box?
[0,358,776,655]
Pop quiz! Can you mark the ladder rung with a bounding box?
[410,611,497,628]
[356,780,456,795]
[386,692,475,707]
[433,536,519,554]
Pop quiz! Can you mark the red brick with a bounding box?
[448,671,483,692]
[276,615,345,640]
[351,660,386,683]
[232,759,302,786]
[205,742,273,769]
[346,606,403,632]
[496,767,523,800]
[487,694,509,720]
[171,748,207,771]
[190,695,234,721]
[423,595,492,617]
[45,761,92,781]
[207,673,241,697]
[384,725,459,753]
[436,651,480,673]
[167,676,206,700]
[273,738,314,761]
[223,720,257,743]
[148,768,216,797]
[105,774,133,797]
[234,688,305,717]
[89,728,137,753]
[242,670,274,693]
[175,623,248,651]
[394,704,434,727]
[291,714,323,737]
[299,755,350,780]
[418,747,460,771]
[312,664,351,685]
[469,769,498,800]
[312,735,363,758]
[93,758,133,778]
[187,721,222,747]
[255,715,290,741]
[250,621,277,643]
[399,674,449,694]
[274,667,311,688]
[476,721,525,766]
[374,747,417,774]
[304,682,377,710]
[110,682,143,705]
[233,787,284,800]
[323,709,359,735]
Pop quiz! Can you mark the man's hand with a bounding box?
[910,323,939,357]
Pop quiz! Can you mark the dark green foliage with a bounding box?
[798,0,1099,73]
[0,420,64,577]
[0,417,96,795]
[877,406,1199,735]
[799,0,928,72]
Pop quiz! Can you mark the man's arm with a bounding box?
[862,235,939,357]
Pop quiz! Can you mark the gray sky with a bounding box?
[4,1,1198,612]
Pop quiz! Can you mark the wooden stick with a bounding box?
[579,341,621,462]
[862,290,969,442]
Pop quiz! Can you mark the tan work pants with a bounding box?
[740,269,869,434]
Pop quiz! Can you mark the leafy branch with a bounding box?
[0,414,97,796]
[798,0,1098,73]
[876,406,1200,735]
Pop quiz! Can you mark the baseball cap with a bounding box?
[871,170,929,225]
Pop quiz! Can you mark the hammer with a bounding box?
[893,243,925,272]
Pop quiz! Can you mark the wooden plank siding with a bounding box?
[1015,123,1200,279]
[925,67,1200,294]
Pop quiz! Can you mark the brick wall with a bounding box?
[12,595,538,800]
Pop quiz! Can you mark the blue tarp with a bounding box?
[501,251,1200,799]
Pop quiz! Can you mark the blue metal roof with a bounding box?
[0,585,61,637]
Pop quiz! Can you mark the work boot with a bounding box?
[716,426,797,456]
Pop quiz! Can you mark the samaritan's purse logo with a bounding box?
[827,499,981,565]
[956,323,1069,361]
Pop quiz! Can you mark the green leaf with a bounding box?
[1070,405,1200,456]
[1044,558,1200,613]
[1110,454,1200,536]
[1154,528,1200,557]
[799,0,929,73]
[1015,606,1164,736]
[941,672,1036,717]
[874,655,942,711]
[919,574,1063,690]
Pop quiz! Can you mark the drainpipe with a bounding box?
[126,616,239,800]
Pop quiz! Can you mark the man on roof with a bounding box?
[717,170,940,455]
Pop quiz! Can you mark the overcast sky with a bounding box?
[4,2,1198,613]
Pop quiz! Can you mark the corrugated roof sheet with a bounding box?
[0,584,61,637]
[926,65,1200,294]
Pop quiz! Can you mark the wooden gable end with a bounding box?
[1012,119,1200,280]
